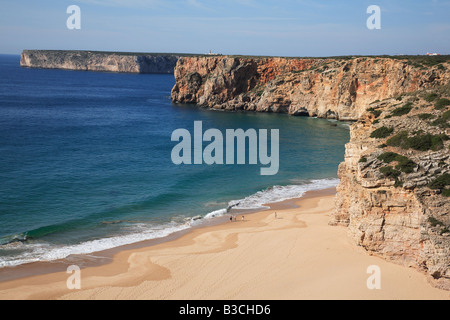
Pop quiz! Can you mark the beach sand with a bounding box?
[0,189,448,300]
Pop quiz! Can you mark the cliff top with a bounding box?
[21,50,204,58]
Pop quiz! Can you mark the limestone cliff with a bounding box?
[21,50,183,74]
[171,56,449,120]
[331,90,450,289]
[172,55,450,289]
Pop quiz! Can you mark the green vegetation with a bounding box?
[379,166,401,179]
[428,173,450,191]
[367,107,382,118]
[378,152,416,173]
[425,93,439,102]
[435,98,450,110]
[370,126,394,139]
[378,152,400,163]
[391,103,413,117]
[387,131,448,151]
[387,131,409,147]
[406,134,447,151]
[359,157,368,163]
[378,144,388,149]
[431,110,450,128]
[380,166,403,187]
[418,113,435,120]
[429,217,444,227]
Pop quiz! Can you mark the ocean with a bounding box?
[0,54,350,269]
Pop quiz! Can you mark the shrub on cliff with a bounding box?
[387,131,409,148]
[371,126,394,139]
[391,103,413,117]
[379,166,403,187]
[378,152,416,173]
[387,131,447,151]
[435,98,450,110]
[429,173,450,190]
[425,93,439,102]
[418,113,435,120]
[431,110,450,128]
[407,134,446,151]
[367,107,382,118]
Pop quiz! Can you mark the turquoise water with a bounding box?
[0,54,350,268]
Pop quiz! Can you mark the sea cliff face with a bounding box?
[172,55,450,289]
[20,50,180,74]
[331,91,450,289]
[171,56,449,120]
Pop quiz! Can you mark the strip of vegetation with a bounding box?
[418,113,435,120]
[378,152,416,173]
[379,166,403,187]
[435,98,450,110]
[367,107,382,118]
[431,110,450,128]
[425,93,439,102]
[387,131,448,151]
[391,103,413,117]
[371,126,394,139]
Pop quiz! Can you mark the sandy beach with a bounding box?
[0,188,448,300]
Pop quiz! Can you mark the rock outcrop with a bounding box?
[172,56,449,120]
[20,50,183,74]
[331,92,450,289]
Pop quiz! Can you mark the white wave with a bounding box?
[228,178,339,210]
[204,208,228,219]
[0,178,339,269]
[0,222,191,268]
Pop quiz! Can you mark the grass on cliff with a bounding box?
[387,131,449,151]
[429,173,450,191]
[431,110,450,128]
[391,103,413,117]
[379,166,404,187]
[367,107,382,118]
[378,152,417,173]
[370,126,394,139]
[435,98,450,110]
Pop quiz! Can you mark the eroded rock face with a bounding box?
[21,50,180,74]
[172,56,449,120]
[332,95,450,290]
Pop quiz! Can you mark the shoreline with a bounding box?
[0,188,334,283]
[0,187,448,300]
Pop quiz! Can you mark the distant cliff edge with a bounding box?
[20,50,198,74]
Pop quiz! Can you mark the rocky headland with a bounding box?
[171,55,449,120]
[20,50,190,74]
[171,55,450,289]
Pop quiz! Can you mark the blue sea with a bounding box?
[0,54,350,268]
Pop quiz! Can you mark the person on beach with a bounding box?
[275,212,278,219]
[242,216,245,221]
[230,216,233,222]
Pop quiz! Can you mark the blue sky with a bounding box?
[0,0,449,56]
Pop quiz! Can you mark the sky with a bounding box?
[0,0,449,56]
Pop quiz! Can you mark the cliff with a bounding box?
[171,56,450,120]
[20,50,185,74]
[331,88,450,289]
[172,55,450,289]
